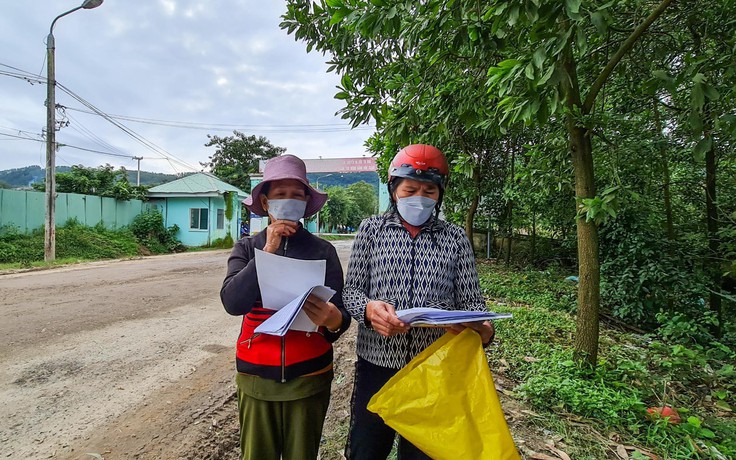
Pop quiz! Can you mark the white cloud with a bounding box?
[159,0,177,16]
[0,1,374,174]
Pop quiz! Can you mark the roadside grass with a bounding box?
[0,220,141,269]
[479,261,736,459]
[0,217,220,271]
[318,234,356,241]
[0,256,119,271]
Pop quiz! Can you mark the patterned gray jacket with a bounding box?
[344,212,487,369]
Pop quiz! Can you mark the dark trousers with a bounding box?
[236,379,330,460]
[345,357,432,460]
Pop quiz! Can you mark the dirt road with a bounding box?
[0,241,357,460]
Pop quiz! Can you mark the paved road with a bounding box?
[0,241,354,459]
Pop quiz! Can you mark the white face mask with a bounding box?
[396,196,437,226]
[267,198,307,222]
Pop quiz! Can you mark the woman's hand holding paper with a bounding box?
[303,294,342,331]
[366,301,410,337]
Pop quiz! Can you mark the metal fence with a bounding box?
[0,189,146,233]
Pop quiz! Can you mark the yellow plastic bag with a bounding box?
[367,328,521,460]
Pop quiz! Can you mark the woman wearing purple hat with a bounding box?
[220,154,351,460]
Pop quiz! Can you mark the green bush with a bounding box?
[518,351,646,429]
[56,220,139,260]
[130,210,185,254]
[599,207,713,336]
[478,262,736,459]
[0,225,43,263]
[209,234,234,249]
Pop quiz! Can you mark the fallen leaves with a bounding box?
[612,443,660,460]
[526,439,572,460]
[545,440,571,460]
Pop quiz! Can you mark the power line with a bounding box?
[1,63,204,173]
[0,131,158,160]
[1,63,374,134]
[0,125,44,140]
[61,105,374,133]
[64,109,130,157]
[55,82,201,173]
[1,61,376,174]
[0,133,37,141]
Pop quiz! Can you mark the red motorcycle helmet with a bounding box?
[388,144,450,190]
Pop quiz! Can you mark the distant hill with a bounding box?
[0,166,381,191]
[306,171,381,192]
[0,165,179,189]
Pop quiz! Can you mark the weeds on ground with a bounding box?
[478,261,577,313]
[0,221,140,267]
[319,234,356,241]
[479,262,736,459]
[207,235,234,249]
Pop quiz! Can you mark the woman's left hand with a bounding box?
[303,294,342,331]
[448,320,495,345]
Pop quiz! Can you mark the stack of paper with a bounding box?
[254,284,336,336]
[395,307,512,326]
[254,249,332,333]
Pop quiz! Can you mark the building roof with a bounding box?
[147,172,248,198]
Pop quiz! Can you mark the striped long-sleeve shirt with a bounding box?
[344,212,487,369]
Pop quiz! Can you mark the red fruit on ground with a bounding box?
[646,406,682,424]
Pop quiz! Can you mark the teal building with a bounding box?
[148,173,248,246]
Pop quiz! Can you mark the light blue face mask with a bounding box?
[396,196,437,226]
[267,198,307,222]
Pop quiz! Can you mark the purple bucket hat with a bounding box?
[243,154,328,218]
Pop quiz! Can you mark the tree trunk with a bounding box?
[562,39,601,367]
[465,166,481,251]
[653,98,675,311]
[505,144,515,266]
[569,125,601,367]
[705,132,723,338]
[531,212,537,264]
[652,99,676,242]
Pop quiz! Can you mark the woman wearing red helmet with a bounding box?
[343,144,495,460]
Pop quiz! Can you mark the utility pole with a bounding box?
[44,0,104,262]
[132,156,143,186]
[45,26,57,261]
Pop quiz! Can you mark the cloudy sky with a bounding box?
[0,0,375,175]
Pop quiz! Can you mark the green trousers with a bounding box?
[236,374,331,460]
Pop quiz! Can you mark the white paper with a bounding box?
[254,249,326,310]
[254,249,331,333]
[395,307,512,326]
[255,285,336,336]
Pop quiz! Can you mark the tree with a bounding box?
[202,132,284,192]
[346,181,378,227]
[316,181,377,232]
[282,0,679,366]
[32,164,148,200]
[485,0,675,365]
[320,186,353,232]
